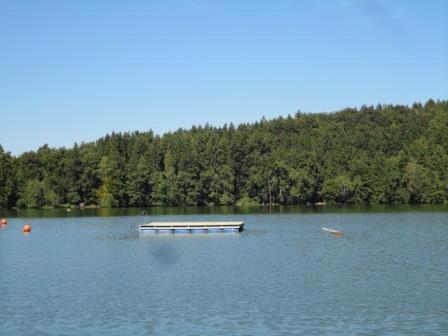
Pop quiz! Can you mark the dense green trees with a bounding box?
[1,100,447,208]
[0,145,15,207]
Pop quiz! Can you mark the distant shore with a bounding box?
[1,100,447,210]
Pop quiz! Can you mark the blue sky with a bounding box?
[1,0,447,155]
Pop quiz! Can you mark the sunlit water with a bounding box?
[1,206,448,335]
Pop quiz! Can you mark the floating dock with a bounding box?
[321,227,344,236]
[139,221,244,234]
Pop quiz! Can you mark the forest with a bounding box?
[0,99,447,209]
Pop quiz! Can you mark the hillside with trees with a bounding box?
[0,99,447,209]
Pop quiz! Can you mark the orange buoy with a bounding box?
[22,224,32,233]
[1,218,7,226]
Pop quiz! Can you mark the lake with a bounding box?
[1,206,448,335]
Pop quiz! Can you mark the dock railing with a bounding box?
[132,210,149,233]
[140,210,148,225]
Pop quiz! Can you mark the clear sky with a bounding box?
[1,0,447,155]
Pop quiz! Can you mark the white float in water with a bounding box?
[321,227,344,236]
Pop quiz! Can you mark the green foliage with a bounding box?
[404,162,433,203]
[235,194,259,206]
[0,145,16,207]
[0,100,447,208]
[21,179,45,208]
[322,175,359,204]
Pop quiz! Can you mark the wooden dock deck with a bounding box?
[139,221,244,233]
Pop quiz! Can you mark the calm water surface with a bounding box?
[1,206,448,335]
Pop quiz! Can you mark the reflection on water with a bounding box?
[2,203,448,218]
[1,208,448,335]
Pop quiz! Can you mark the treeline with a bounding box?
[1,99,447,208]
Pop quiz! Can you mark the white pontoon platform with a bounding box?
[139,221,244,234]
